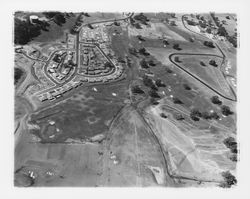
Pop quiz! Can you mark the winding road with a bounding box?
[177,14,237,102]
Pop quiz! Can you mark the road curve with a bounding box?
[169,53,236,101]
[176,14,237,101]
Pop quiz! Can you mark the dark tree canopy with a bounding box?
[190,108,202,121]
[221,105,234,116]
[183,83,191,90]
[160,113,167,118]
[132,85,145,94]
[175,114,185,121]
[140,59,149,69]
[148,89,160,98]
[138,48,150,56]
[223,137,237,154]
[211,96,222,105]
[172,97,184,104]
[204,41,215,48]
[14,68,24,85]
[220,171,237,188]
[14,18,42,45]
[155,79,166,87]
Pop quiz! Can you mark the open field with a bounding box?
[144,105,235,182]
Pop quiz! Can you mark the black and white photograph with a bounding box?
[1,0,250,198]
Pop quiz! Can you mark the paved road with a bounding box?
[178,14,237,102]
[168,53,236,102]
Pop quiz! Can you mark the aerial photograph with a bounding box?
[14,11,237,187]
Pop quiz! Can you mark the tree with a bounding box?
[155,79,166,87]
[114,21,120,26]
[150,98,159,105]
[173,97,184,104]
[128,47,138,56]
[53,13,66,26]
[173,43,181,50]
[87,23,94,29]
[229,153,237,162]
[148,60,156,66]
[14,68,24,85]
[104,61,113,69]
[221,105,234,116]
[14,18,43,45]
[217,26,228,37]
[206,27,212,34]
[160,113,167,118]
[175,114,185,121]
[170,13,176,18]
[139,48,150,56]
[223,137,237,154]
[204,41,215,48]
[140,59,149,69]
[149,89,160,98]
[117,57,126,63]
[166,68,173,73]
[211,96,222,105]
[163,40,169,45]
[133,13,149,24]
[210,112,220,120]
[132,85,145,94]
[134,23,142,29]
[142,75,155,88]
[220,171,237,188]
[187,20,197,26]
[189,37,195,42]
[200,61,206,67]
[201,111,212,120]
[137,35,145,41]
[170,21,176,26]
[209,59,218,67]
[82,12,90,17]
[183,83,191,90]
[190,108,202,121]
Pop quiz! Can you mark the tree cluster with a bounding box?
[140,59,149,69]
[142,75,158,90]
[190,108,220,121]
[204,41,215,48]
[133,13,150,25]
[223,137,237,154]
[220,171,237,188]
[138,48,150,56]
[190,109,202,121]
[148,89,160,98]
[42,12,66,26]
[221,105,234,116]
[14,18,50,45]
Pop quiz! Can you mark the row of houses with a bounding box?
[37,65,124,102]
